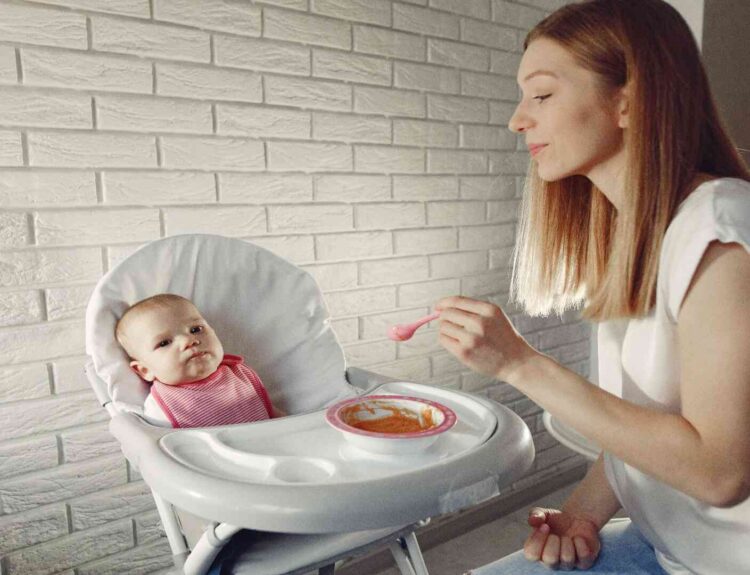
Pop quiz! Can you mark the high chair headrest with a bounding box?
[85,234,352,416]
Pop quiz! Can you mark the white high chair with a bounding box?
[542,412,599,461]
[84,234,535,575]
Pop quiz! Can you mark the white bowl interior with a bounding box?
[340,398,445,433]
[331,397,455,455]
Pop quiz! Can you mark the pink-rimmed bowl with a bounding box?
[326,395,457,455]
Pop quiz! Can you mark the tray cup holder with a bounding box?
[270,457,338,483]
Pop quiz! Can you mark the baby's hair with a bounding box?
[115,293,195,355]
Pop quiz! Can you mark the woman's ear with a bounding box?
[130,360,155,382]
[616,84,631,129]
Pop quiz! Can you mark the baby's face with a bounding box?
[123,301,224,385]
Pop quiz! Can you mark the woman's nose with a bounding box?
[508,103,532,133]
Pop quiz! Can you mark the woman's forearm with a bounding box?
[509,353,723,505]
[562,454,621,530]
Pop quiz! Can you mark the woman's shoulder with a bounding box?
[660,177,750,321]
[670,177,750,239]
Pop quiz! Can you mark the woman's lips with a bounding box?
[528,144,548,157]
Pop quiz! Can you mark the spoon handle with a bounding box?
[412,311,441,328]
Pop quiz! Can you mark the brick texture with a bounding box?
[0,0,588,572]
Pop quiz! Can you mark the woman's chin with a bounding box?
[537,165,577,183]
[537,170,563,183]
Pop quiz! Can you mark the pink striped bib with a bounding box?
[150,354,271,428]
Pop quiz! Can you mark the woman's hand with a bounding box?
[435,295,538,383]
[524,507,601,570]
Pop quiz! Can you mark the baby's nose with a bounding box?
[181,335,200,349]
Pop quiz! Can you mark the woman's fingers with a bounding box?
[437,297,505,329]
[436,294,532,381]
[436,295,496,316]
[438,306,482,334]
[527,507,548,528]
[573,536,597,570]
[521,509,600,570]
[559,536,576,570]
[524,522,599,571]
[523,523,550,562]
[541,533,561,568]
[439,304,505,341]
[439,319,474,346]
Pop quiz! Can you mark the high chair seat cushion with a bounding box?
[85,234,353,416]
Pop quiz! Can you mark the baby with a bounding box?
[115,293,283,428]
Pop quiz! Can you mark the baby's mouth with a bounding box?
[188,351,208,361]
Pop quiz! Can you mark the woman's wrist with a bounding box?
[500,344,550,390]
[561,456,622,530]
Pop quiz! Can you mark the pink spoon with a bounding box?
[388,311,441,341]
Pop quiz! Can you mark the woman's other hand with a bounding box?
[435,295,538,383]
[524,507,601,570]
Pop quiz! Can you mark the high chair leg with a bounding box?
[402,532,429,575]
[389,541,417,575]
[152,490,189,557]
[388,532,429,575]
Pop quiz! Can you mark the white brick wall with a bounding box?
[0,0,585,572]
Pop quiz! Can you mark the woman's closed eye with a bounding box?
[533,94,552,103]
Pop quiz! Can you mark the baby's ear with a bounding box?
[130,360,155,382]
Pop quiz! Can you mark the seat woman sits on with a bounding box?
[434,0,750,573]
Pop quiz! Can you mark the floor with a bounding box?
[371,481,579,575]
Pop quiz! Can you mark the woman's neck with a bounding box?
[585,154,628,212]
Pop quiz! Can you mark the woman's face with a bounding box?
[509,38,627,183]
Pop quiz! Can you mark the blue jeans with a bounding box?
[468,519,668,574]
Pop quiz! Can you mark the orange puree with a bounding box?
[343,403,435,434]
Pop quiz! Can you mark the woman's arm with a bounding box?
[524,455,621,569]
[674,241,750,506]
[560,455,621,529]
[437,242,750,507]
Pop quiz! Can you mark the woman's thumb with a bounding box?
[527,507,548,527]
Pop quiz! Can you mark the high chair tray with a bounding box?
[110,382,534,533]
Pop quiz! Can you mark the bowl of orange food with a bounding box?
[326,395,457,455]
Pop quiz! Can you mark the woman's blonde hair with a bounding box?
[511,0,750,320]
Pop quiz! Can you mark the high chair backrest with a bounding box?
[85,234,352,417]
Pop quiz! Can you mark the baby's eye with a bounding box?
[190,325,203,334]
[156,339,171,349]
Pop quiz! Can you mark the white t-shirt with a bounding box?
[597,177,750,575]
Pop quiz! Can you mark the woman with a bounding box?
[436,1,750,573]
